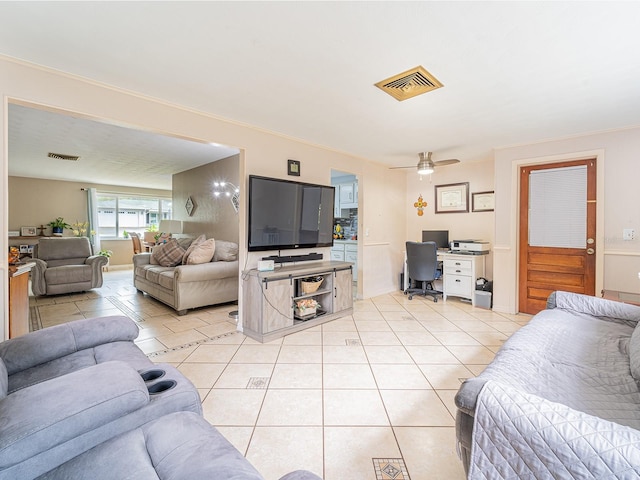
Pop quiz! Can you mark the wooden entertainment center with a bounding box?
[242,261,353,343]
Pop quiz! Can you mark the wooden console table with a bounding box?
[8,262,34,338]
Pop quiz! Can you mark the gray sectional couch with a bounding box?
[1,316,321,480]
[455,291,640,478]
[133,239,239,315]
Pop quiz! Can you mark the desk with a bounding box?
[439,252,486,306]
[9,262,35,338]
[403,251,487,306]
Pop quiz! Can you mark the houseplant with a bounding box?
[98,249,113,271]
[48,217,71,236]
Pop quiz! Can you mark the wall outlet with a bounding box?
[623,228,636,241]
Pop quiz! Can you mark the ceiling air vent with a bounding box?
[375,66,443,101]
[48,152,80,161]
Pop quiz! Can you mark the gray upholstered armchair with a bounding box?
[30,237,107,296]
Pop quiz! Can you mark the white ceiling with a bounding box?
[2,1,640,188]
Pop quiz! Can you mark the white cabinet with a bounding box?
[440,253,486,306]
[345,243,358,273]
[339,182,358,209]
[242,261,353,342]
[331,241,357,272]
[333,182,358,214]
[330,248,345,261]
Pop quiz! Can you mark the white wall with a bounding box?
[0,56,408,339]
[494,126,640,314]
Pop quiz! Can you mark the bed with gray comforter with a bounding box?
[454,291,640,478]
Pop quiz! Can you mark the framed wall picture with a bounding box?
[20,226,37,236]
[287,159,300,176]
[472,191,495,212]
[435,182,469,213]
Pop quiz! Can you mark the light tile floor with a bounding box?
[30,268,531,480]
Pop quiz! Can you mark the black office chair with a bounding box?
[404,241,441,302]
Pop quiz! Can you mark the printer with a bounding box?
[450,240,490,254]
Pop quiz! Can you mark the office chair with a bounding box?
[404,241,441,302]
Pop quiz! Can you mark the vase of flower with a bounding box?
[295,298,320,318]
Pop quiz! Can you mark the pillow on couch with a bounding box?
[213,240,239,262]
[151,239,186,267]
[182,234,206,264]
[186,238,216,265]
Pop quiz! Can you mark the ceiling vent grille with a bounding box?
[48,152,80,161]
[375,66,443,101]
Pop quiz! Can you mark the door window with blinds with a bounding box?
[528,165,587,248]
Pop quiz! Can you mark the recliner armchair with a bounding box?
[30,237,108,296]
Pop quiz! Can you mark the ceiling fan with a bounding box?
[391,152,460,175]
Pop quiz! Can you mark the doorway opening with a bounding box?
[331,170,359,297]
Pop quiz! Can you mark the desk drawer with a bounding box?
[445,274,472,296]
[444,258,472,270]
[444,264,472,276]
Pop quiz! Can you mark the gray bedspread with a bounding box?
[469,381,640,479]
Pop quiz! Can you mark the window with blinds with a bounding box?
[528,165,587,248]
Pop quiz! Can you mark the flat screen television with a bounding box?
[422,230,450,250]
[248,175,335,252]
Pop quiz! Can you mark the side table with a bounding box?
[8,262,35,338]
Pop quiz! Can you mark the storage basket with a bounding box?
[301,278,323,294]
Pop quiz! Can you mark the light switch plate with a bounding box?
[623,228,635,241]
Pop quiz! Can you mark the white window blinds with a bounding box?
[529,165,587,248]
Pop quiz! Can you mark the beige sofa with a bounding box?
[133,239,239,315]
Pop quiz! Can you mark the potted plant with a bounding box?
[97,249,113,271]
[48,217,71,236]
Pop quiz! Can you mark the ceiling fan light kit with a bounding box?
[391,151,460,175]
[417,160,434,175]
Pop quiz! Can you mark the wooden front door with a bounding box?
[518,158,597,314]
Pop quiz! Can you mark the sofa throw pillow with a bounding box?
[182,234,206,264]
[212,240,239,262]
[151,239,186,267]
[186,238,216,265]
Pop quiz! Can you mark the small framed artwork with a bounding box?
[21,226,37,236]
[435,182,469,214]
[472,191,495,212]
[287,159,300,176]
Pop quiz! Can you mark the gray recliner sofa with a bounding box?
[37,411,322,480]
[0,316,201,479]
[0,316,321,480]
[30,237,108,296]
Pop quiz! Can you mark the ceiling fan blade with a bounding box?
[433,158,460,166]
[389,165,416,169]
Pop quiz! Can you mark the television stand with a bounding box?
[261,252,323,264]
[242,261,353,343]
